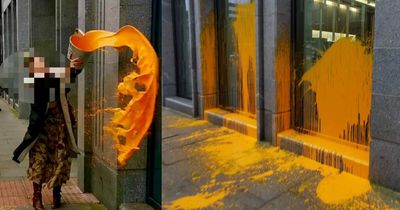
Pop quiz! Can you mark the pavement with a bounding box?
[162,107,400,210]
[0,98,107,210]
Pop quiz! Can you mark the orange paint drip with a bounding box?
[278,130,370,178]
[71,25,158,167]
[300,38,373,145]
[232,2,256,115]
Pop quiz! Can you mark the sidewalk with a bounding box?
[0,99,106,210]
[162,107,400,209]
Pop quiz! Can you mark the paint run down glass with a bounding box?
[294,0,375,148]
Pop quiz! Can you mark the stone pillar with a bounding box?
[77,0,93,193]
[118,0,152,205]
[369,0,400,191]
[261,0,292,144]
[194,0,218,118]
[82,1,153,209]
[15,0,30,119]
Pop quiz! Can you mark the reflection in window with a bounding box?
[295,0,375,148]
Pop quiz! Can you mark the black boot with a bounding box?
[32,183,45,210]
[52,185,62,209]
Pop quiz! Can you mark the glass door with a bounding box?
[216,0,256,117]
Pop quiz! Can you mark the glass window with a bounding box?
[174,0,193,99]
[294,0,375,148]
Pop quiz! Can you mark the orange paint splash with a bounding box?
[71,25,158,167]
[300,38,373,146]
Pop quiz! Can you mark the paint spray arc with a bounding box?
[70,25,159,167]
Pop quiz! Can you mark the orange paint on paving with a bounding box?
[250,170,274,182]
[70,25,158,167]
[193,127,371,205]
[164,191,226,210]
[165,115,400,208]
[316,172,371,204]
[167,119,208,128]
[301,38,373,145]
[232,2,256,115]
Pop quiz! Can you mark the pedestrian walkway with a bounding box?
[0,98,106,210]
[162,107,400,209]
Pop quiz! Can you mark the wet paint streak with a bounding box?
[200,11,217,106]
[273,33,292,144]
[231,2,256,116]
[70,25,158,167]
[300,38,373,146]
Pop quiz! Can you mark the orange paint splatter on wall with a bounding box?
[70,25,158,167]
[299,38,373,146]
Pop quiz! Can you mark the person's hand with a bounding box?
[70,57,83,69]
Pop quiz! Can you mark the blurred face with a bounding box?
[23,56,71,84]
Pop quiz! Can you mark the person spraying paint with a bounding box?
[12,43,84,209]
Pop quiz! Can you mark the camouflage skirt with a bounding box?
[27,100,75,188]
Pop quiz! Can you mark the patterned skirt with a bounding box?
[27,100,75,188]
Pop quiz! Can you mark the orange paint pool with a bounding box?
[70,25,159,167]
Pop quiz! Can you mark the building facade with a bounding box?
[0,0,161,209]
[163,0,400,192]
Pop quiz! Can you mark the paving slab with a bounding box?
[0,99,104,209]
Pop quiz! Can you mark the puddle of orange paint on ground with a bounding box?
[164,191,226,210]
[70,25,158,167]
[300,38,373,146]
[317,172,371,204]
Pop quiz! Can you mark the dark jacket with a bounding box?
[12,69,82,163]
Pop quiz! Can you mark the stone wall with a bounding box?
[77,0,153,209]
[369,0,400,192]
